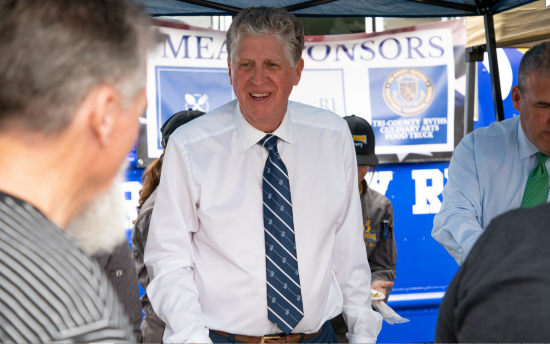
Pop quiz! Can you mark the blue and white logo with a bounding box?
[155,66,233,149]
[383,68,434,117]
[184,94,209,112]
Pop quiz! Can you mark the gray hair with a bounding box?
[0,0,163,133]
[226,6,304,67]
[518,42,550,92]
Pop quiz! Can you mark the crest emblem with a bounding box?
[399,80,417,101]
[383,68,434,117]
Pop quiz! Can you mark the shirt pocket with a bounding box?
[109,268,127,308]
[373,219,397,269]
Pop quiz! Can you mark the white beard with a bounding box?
[66,170,128,255]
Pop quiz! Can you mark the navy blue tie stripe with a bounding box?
[260,135,303,334]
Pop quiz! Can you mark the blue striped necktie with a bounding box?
[259,134,304,334]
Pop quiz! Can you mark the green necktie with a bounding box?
[520,152,549,208]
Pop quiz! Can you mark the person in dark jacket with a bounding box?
[132,110,204,342]
[94,242,143,341]
[330,115,397,343]
[436,202,550,342]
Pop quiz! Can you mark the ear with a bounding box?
[512,85,522,112]
[228,60,233,86]
[293,58,304,86]
[88,85,119,147]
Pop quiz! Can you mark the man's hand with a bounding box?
[371,280,394,295]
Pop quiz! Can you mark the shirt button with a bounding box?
[116,270,123,277]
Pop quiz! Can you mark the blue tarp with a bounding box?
[137,0,537,17]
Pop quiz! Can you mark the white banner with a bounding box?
[146,22,462,159]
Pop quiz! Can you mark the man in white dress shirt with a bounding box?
[432,42,550,265]
[145,6,383,343]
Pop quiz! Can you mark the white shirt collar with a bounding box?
[518,118,539,159]
[234,102,293,151]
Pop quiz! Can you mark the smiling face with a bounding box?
[228,34,304,133]
[512,73,550,155]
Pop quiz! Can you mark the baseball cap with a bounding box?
[160,110,205,148]
[344,115,379,166]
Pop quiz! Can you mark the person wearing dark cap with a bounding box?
[330,115,397,343]
[132,110,205,342]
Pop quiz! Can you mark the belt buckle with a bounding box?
[260,335,282,343]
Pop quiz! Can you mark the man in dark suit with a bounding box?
[436,203,550,342]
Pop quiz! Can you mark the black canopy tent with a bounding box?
[137,0,539,131]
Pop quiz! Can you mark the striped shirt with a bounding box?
[0,191,134,343]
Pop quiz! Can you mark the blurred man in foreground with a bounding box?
[145,6,382,343]
[436,203,550,341]
[432,42,550,265]
[0,0,160,341]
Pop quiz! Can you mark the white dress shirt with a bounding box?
[145,100,383,343]
[432,115,550,265]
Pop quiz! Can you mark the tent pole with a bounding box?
[464,46,485,135]
[483,11,505,122]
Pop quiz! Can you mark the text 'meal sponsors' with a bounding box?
[145,25,455,158]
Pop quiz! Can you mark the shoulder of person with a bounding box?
[169,99,238,147]
[472,115,519,140]
[455,116,519,156]
[477,202,550,251]
[288,101,348,135]
[135,187,158,225]
[366,187,393,210]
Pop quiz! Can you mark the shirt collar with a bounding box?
[234,102,293,151]
[518,119,539,159]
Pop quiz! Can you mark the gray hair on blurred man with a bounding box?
[0,0,161,342]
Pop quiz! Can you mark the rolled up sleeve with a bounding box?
[432,133,484,265]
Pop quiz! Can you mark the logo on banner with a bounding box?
[383,68,434,117]
[185,93,210,112]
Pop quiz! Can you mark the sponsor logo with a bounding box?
[383,68,434,117]
[185,93,209,112]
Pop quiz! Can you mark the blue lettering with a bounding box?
[335,44,356,61]
[162,34,190,58]
[197,36,214,59]
[307,45,331,62]
[360,40,375,60]
[379,38,401,60]
[429,36,444,58]
[217,40,228,60]
[406,37,425,59]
